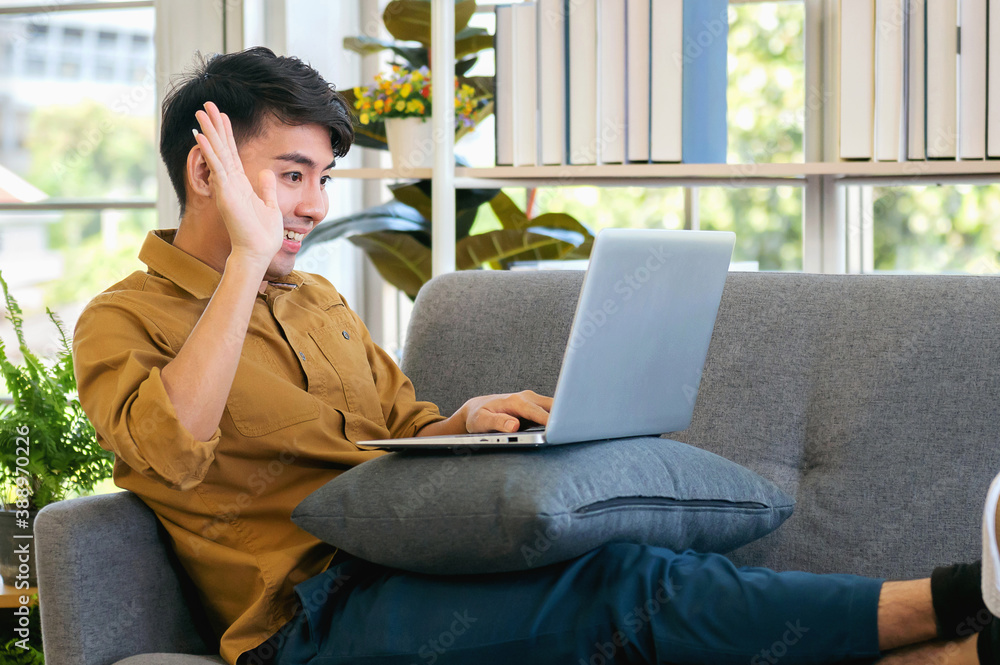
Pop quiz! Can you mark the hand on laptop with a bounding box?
[417,390,553,437]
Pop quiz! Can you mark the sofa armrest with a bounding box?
[35,492,217,665]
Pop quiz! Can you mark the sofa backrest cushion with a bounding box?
[402,270,1000,579]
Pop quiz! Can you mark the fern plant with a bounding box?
[0,271,113,512]
[0,595,44,664]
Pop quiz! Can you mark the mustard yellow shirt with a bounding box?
[72,228,446,665]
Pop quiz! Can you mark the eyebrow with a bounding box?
[274,152,336,170]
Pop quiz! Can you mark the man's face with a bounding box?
[235,117,335,280]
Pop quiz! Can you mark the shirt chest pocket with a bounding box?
[308,310,386,429]
[226,336,320,438]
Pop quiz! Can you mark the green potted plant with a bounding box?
[353,65,482,169]
[0,270,114,587]
[321,0,594,290]
[340,0,495,151]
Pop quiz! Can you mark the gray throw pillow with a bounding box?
[291,437,795,574]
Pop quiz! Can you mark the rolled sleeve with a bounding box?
[74,297,222,491]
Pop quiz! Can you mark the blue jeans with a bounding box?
[246,543,884,665]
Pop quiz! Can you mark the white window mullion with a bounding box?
[154,0,227,228]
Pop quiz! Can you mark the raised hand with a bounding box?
[192,101,283,268]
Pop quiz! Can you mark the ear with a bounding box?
[185,143,213,200]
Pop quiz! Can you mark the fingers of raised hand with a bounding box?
[221,112,244,174]
[195,102,238,174]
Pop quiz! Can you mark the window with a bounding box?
[61,26,82,46]
[26,22,46,41]
[858,184,1000,275]
[96,30,116,49]
[0,1,157,402]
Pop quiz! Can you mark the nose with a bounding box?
[295,177,327,222]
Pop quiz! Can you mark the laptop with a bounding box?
[356,228,736,451]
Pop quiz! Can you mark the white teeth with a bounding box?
[284,230,304,241]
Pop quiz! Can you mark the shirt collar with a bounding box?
[138,228,313,300]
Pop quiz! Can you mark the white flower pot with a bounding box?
[385,117,435,170]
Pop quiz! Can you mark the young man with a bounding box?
[72,47,992,665]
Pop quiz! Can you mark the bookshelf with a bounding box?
[330,161,1000,185]
[349,0,1000,277]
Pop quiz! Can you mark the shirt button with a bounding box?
[298,351,306,361]
[342,331,350,340]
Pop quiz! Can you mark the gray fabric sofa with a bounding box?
[35,270,1000,665]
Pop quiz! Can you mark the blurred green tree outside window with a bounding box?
[873,185,1000,274]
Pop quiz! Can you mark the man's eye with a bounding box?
[286,172,302,182]
[320,175,331,187]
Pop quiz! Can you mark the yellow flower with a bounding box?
[460,84,474,96]
[374,99,384,111]
[360,112,370,125]
[406,99,425,114]
[412,70,423,82]
[395,100,406,112]
[401,83,412,98]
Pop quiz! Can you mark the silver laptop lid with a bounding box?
[544,228,736,445]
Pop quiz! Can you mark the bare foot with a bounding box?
[875,634,978,665]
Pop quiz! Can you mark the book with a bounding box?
[990,0,1000,156]
[906,0,926,159]
[625,0,650,162]
[959,0,987,159]
[926,0,958,158]
[494,5,514,166]
[599,0,627,163]
[512,3,538,166]
[680,0,728,163]
[568,0,599,164]
[649,0,683,162]
[875,0,905,161]
[840,0,875,159]
[538,0,566,165]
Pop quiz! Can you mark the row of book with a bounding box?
[840,0,1000,160]
[494,0,729,167]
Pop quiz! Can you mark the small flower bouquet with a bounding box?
[352,65,480,128]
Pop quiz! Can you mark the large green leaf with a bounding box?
[527,212,593,237]
[456,34,494,60]
[389,182,433,221]
[391,180,499,240]
[348,232,433,298]
[383,0,477,46]
[498,215,594,266]
[563,237,595,261]
[489,191,530,230]
[343,36,429,68]
[456,229,582,271]
[455,25,488,40]
[343,35,397,55]
[300,201,429,255]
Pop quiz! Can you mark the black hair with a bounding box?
[159,46,354,216]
